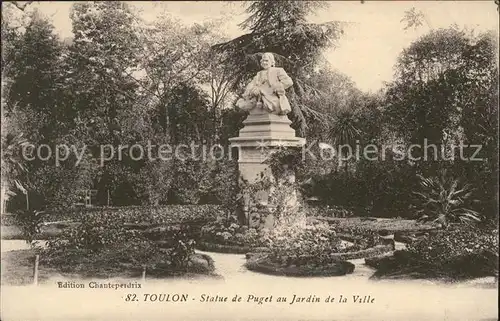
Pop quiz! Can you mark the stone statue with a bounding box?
[236,52,293,115]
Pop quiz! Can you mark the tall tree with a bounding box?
[138,15,220,137]
[65,2,143,205]
[2,10,94,210]
[385,27,473,164]
[454,31,498,220]
[385,27,498,219]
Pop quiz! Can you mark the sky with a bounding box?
[15,1,500,92]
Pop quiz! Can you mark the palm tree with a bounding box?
[328,109,361,173]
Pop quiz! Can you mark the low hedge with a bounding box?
[33,205,224,224]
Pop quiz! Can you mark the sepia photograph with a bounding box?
[1,1,498,320]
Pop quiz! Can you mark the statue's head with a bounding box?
[260,52,275,69]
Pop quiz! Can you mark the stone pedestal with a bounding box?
[229,109,305,228]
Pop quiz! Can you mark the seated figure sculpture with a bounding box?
[236,52,294,115]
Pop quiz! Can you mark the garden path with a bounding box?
[1,241,498,321]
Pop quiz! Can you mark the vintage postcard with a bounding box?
[1,1,498,320]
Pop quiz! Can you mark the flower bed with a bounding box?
[37,209,217,278]
[263,222,346,266]
[245,243,392,277]
[198,216,268,253]
[367,225,499,280]
[39,247,215,278]
[243,221,387,277]
[245,255,355,277]
[264,222,389,263]
[198,213,394,262]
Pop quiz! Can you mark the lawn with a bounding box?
[1,249,64,286]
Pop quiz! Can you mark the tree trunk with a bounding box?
[1,184,7,214]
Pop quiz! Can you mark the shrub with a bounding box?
[200,216,265,247]
[397,225,498,278]
[167,157,239,206]
[12,209,46,246]
[303,159,418,218]
[406,225,498,263]
[169,239,196,268]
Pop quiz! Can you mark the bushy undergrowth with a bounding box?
[373,225,498,279]
[11,210,45,245]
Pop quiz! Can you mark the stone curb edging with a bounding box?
[245,258,356,277]
[196,241,268,254]
[327,244,394,260]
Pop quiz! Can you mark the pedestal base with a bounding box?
[229,112,305,229]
